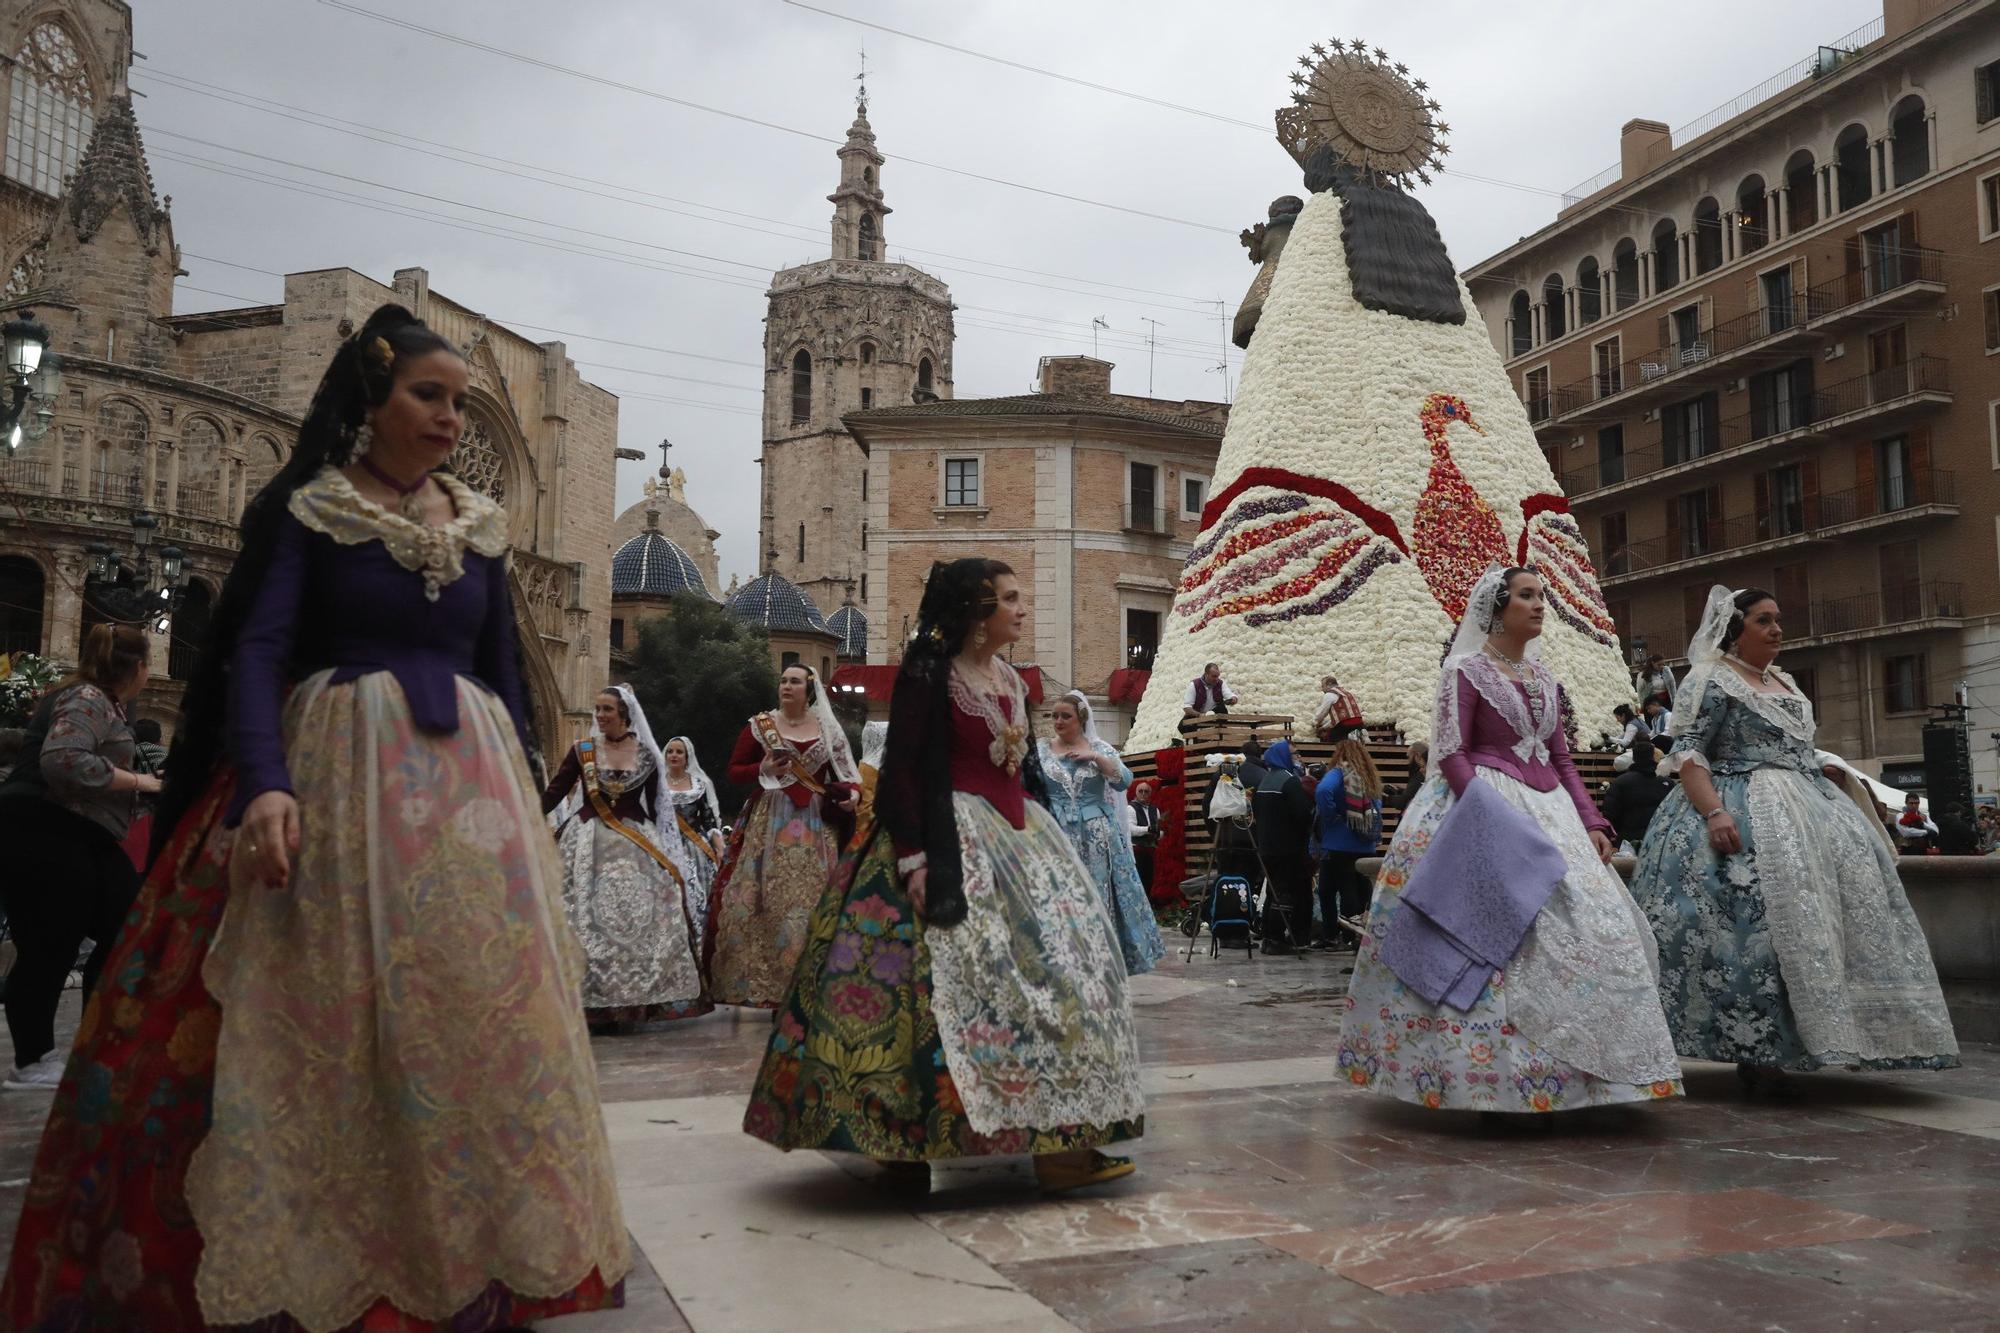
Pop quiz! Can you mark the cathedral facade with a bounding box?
[759,91,954,617]
[0,1,617,751]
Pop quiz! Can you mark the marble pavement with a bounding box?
[5,949,1998,1331]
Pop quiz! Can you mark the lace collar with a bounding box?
[949,659,1031,777]
[1039,738,1098,802]
[1456,653,1558,766]
[289,466,510,602]
[1704,661,1817,747]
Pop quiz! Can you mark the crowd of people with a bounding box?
[0,305,1969,1328]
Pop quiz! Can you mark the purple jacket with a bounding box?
[1438,670,1610,837]
[225,472,526,823]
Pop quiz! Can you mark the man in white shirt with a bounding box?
[1183,662,1239,720]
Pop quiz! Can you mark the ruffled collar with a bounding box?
[289,466,510,602]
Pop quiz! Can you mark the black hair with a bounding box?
[1631,737,1656,763]
[1718,587,1777,654]
[780,662,820,707]
[132,717,163,744]
[877,557,1041,928]
[1485,566,1535,631]
[597,687,632,727]
[1303,148,1465,326]
[1614,704,1634,720]
[1241,737,1265,759]
[150,304,464,863]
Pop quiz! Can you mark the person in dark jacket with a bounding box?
[1251,739,1315,955]
[1602,738,1670,855]
[1385,741,1428,812]
[1936,803,1979,856]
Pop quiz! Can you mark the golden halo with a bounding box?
[1276,41,1448,187]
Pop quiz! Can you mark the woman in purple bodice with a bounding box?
[0,305,627,1331]
[1336,564,1683,1115]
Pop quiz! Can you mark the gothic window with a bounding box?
[449,415,508,506]
[917,356,934,397]
[5,22,96,197]
[797,522,806,563]
[858,342,874,365]
[858,213,877,261]
[790,350,812,424]
[3,243,43,301]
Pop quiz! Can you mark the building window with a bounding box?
[1125,607,1161,670]
[609,617,624,651]
[1601,510,1628,576]
[943,456,980,507]
[860,387,873,409]
[861,469,869,502]
[1612,239,1639,310]
[1597,424,1625,488]
[1651,218,1679,291]
[1761,263,1796,333]
[1983,285,2000,354]
[860,573,869,601]
[1883,653,1927,713]
[1890,96,1929,187]
[917,357,935,397]
[857,212,877,261]
[781,650,801,670]
[1592,338,1621,399]
[1577,257,1601,326]
[1508,289,1531,354]
[1128,461,1161,532]
[1663,393,1718,465]
[1880,539,1922,621]
[1674,488,1714,559]
[1981,171,2000,242]
[1737,174,1769,254]
[797,523,806,564]
[1524,365,1551,421]
[1784,149,1818,231]
[1980,58,2000,124]
[860,521,867,552]
[1749,361,1812,439]
[1766,464,1806,537]
[1834,123,1871,212]
[3,22,95,198]
[1541,274,1566,341]
[1692,197,1723,275]
[1181,474,1208,518]
[1670,304,1702,358]
[1878,435,1913,512]
[859,342,874,365]
[790,349,812,424]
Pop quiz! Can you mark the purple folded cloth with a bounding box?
[1380,778,1568,1012]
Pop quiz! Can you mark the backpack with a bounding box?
[1204,873,1256,942]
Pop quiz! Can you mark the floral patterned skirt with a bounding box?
[1336,770,1685,1113]
[556,811,708,1025]
[1633,767,1959,1072]
[0,671,628,1332]
[706,790,841,1009]
[1058,810,1166,976]
[743,814,1144,1160]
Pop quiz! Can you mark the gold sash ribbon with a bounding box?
[753,712,827,795]
[578,739,684,888]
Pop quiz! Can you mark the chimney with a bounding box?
[1620,119,1672,182]
[1882,0,1925,39]
[1038,355,1114,397]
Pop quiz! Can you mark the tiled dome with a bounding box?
[611,525,712,600]
[827,603,868,658]
[726,570,830,634]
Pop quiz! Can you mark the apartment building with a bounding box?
[1463,0,2000,789]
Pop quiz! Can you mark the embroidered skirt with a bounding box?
[0,671,628,1331]
[744,802,1146,1159]
[556,808,707,1023]
[706,789,842,1008]
[1337,769,1685,1113]
[1055,807,1166,975]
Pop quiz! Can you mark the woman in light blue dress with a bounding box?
[1040,691,1165,975]
[1632,586,1958,1087]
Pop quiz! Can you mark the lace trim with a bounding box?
[948,660,1031,776]
[289,467,510,602]
[1435,655,1556,770]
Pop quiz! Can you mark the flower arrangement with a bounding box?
[0,652,61,727]
[1129,189,1629,750]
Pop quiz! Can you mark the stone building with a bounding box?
[0,1,618,748]
[760,87,954,617]
[845,356,1228,742]
[1462,0,2000,789]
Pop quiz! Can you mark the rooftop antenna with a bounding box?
[1091,316,1109,359]
[1140,317,1162,396]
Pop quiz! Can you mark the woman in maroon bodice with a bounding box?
[0,305,626,1330]
[744,558,1145,1192]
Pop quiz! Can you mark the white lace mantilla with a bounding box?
[290,467,510,602]
[1432,654,1557,773]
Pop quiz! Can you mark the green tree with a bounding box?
[623,600,777,818]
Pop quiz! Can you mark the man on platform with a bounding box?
[1183,662,1239,722]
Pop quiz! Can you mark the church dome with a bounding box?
[827,603,867,658]
[612,523,712,601]
[612,453,721,594]
[727,570,830,635]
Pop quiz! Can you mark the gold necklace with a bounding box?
[1725,653,1777,686]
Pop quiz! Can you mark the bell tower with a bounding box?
[760,69,955,620]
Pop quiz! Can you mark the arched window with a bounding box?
[3,243,43,301]
[797,522,806,564]
[168,579,214,681]
[1692,197,1723,274]
[1576,258,1602,326]
[857,213,877,261]
[179,417,225,517]
[790,349,812,424]
[1651,219,1680,292]
[1784,149,1818,230]
[1540,274,1566,341]
[448,414,508,506]
[4,22,95,197]
[1612,239,1639,310]
[1507,290,1531,354]
[915,356,935,401]
[1736,175,1769,254]
[863,166,875,186]
[1834,124,1871,211]
[1890,95,1929,186]
[0,554,45,654]
[858,341,874,365]
[94,398,147,506]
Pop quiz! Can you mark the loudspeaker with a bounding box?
[1921,720,1972,814]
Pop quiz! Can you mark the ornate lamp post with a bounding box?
[0,309,54,455]
[84,510,187,633]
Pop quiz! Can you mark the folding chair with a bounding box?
[1186,873,1256,962]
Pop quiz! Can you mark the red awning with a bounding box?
[831,663,1044,704]
[1108,668,1152,704]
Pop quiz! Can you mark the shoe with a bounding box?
[4,1051,65,1092]
[1034,1151,1136,1194]
[1337,915,1369,939]
[873,1160,930,1194]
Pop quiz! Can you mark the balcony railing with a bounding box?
[1557,356,1949,498]
[1549,293,1823,420]
[0,458,50,491]
[1123,502,1167,534]
[1812,580,1962,638]
[1816,469,1957,528]
[1807,244,1945,318]
[178,483,220,518]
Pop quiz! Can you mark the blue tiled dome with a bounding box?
[828,604,868,657]
[612,527,713,600]
[727,570,830,634]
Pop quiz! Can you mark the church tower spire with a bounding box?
[828,47,888,262]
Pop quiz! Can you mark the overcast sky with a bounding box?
[140,0,1881,583]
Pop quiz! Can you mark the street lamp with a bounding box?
[84,513,188,633]
[0,309,51,455]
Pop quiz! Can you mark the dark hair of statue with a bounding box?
[149,304,465,863]
[1303,147,1465,327]
[876,557,1044,928]
[1717,587,1777,653]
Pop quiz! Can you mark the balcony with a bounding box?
[1816,470,1958,537]
[1549,293,1823,425]
[1557,357,1950,502]
[1805,580,1963,647]
[1123,502,1168,535]
[1604,510,1825,588]
[1807,245,1947,335]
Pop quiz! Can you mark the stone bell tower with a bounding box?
[760,72,955,617]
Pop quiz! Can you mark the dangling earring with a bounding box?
[353,419,375,459]
[973,625,988,650]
